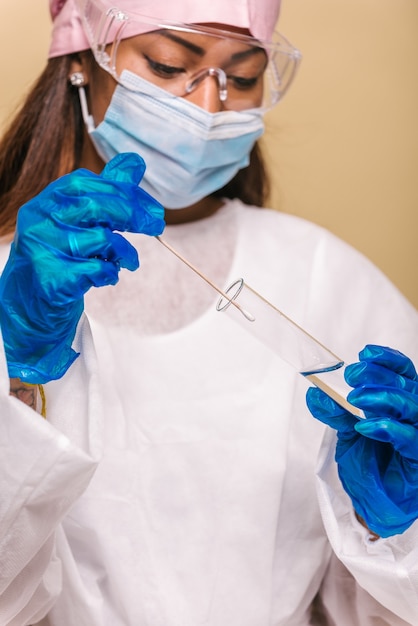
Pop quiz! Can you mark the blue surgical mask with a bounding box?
[82,71,265,209]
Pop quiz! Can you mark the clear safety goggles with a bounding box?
[76,0,302,111]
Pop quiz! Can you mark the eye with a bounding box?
[228,74,260,90]
[143,54,185,79]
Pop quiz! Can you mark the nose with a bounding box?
[184,68,227,113]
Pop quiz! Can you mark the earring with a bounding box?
[70,71,95,133]
[69,72,85,87]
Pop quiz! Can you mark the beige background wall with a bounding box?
[1,1,417,308]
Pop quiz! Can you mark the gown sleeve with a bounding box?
[240,206,418,624]
[306,228,418,625]
[316,427,418,625]
[0,315,100,624]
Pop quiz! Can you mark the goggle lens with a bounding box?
[77,0,302,111]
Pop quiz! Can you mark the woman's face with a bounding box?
[73,24,266,220]
[83,24,267,117]
[113,24,267,112]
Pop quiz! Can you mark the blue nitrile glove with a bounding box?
[0,152,165,384]
[306,344,418,538]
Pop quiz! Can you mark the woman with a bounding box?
[0,0,417,624]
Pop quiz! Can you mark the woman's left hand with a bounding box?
[306,345,418,538]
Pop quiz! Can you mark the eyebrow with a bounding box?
[158,31,266,63]
[158,31,206,56]
[230,47,266,63]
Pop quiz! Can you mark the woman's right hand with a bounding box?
[0,152,165,384]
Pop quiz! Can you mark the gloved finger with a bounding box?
[50,257,122,303]
[78,257,122,290]
[359,345,417,380]
[306,387,358,433]
[66,228,139,271]
[100,152,146,185]
[96,232,139,271]
[355,417,418,461]
[345,362,418,395]
[348,385,418,422]
[52,181,165,234]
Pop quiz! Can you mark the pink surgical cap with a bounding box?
[48,0,282,58]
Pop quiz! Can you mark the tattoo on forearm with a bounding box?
[9,378,37,411]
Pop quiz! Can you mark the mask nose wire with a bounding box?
[184,67,228,102]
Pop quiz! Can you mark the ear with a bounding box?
[68,53,91,86]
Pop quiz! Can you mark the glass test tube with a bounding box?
[155,238,363,419]
[216,278,364,419]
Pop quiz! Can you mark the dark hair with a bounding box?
[0,55,83,237]
[0,53,270,237]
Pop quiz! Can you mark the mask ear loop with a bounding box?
[70,72,96,133]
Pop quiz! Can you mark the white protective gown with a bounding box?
[0,199,418,625]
